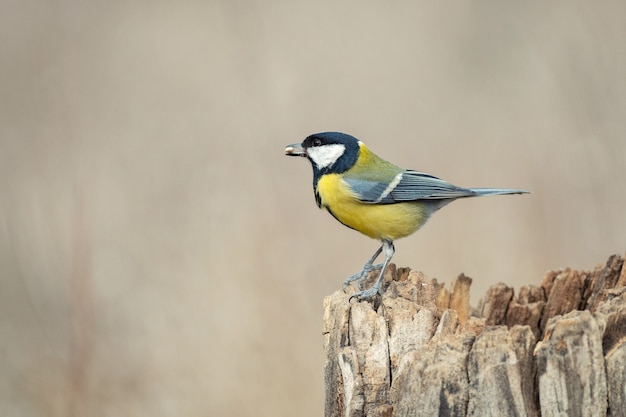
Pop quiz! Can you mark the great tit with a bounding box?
[285,132,528,300]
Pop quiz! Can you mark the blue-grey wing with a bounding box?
[388,170,477,202]
[344,170,476,204]
[342,177,392,202]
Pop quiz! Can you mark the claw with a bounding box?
[348,286,381,302]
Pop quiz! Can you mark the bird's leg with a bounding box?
[349,241,395,301]
[342,245,383,291]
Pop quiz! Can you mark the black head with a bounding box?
[284,132,362,207]
[299,132,361,175]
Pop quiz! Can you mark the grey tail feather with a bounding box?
[469,188,530,196]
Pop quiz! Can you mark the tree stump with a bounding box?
[323,254,626,417]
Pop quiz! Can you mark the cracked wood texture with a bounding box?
[323,254,626,417]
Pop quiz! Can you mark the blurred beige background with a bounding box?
[1,1,625,416]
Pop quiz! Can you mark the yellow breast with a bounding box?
[316,173,429,241]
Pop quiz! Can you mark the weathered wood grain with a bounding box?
[467,326,538,417]
[505,285,545,340]
[477,282,514,326]
[324,253,626,417]
[596,287,626,417]
[535,310,607,417]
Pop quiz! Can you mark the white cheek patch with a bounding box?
[307,144,346,169]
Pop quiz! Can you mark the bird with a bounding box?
[285,132,528,301]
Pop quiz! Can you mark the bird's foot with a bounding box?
[348,283,382,302]
[342,263,383,291]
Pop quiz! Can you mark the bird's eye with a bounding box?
[312,138,322,147]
